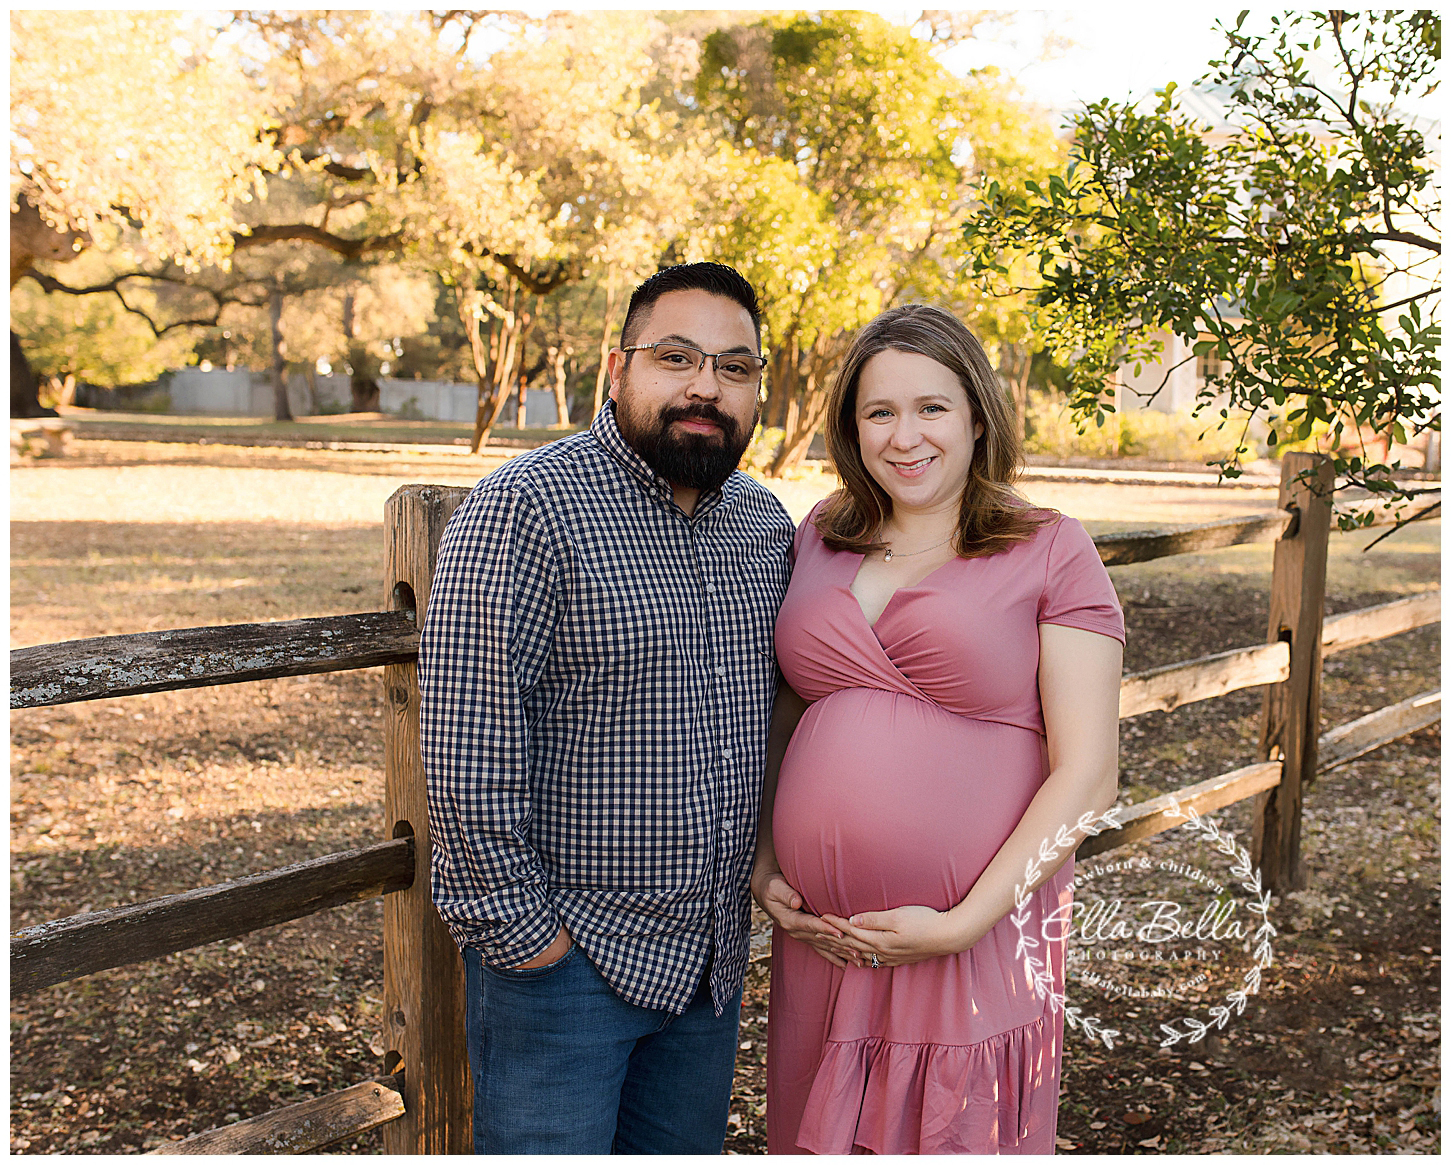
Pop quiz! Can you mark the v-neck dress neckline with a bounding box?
[847,550,961,633]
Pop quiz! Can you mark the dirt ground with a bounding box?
[10,440,1440,1153]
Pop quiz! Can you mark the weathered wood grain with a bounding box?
[10,611,420,709]
[149,1075,405,1154]
[1078,762,1284,859]
[1318,690,1441,773]
[1119,641,1290,719]
[1092,512,1293,566]
[381,485,474,1154]
[11,839,414,996]
[1253,454,1334,891]
[1321,591,1441,656]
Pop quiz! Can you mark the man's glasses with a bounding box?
[622,342,767,389]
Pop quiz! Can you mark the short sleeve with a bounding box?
[1037,516,1125,643]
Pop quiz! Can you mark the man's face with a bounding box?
[608,289,761,494]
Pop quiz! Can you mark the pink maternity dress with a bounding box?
[768,508,1124,1155]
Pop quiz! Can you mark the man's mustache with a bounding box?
[659,403,740,438]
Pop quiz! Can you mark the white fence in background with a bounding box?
[164,368,564,427]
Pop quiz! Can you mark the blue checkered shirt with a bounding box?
[418,401,793,1014]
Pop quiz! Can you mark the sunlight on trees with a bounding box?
[965,10,1440,512]
[13,8,1428,485]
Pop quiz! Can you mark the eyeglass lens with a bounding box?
[648,344,764,386]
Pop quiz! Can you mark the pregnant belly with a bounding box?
[773,687,1047,919]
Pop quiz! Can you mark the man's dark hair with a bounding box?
[619,262,762,351]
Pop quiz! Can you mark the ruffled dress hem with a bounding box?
[792,1010,1060,1155]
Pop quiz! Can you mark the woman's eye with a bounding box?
[866,408,893,420]
[922,404,945,414]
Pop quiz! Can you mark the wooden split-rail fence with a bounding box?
[10,452,1441,1152]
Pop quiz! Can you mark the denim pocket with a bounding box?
[486,942,578,981]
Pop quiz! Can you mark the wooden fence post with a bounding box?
[1253,453,1334,892]
[382,484,473,1154]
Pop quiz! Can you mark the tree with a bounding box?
[965,10,1440,521]
[10,241,198,392]
[406,11,701,447]
[10,10,278,413]
[692,12,1063,472]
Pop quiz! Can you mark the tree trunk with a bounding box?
[10,331,54,419]
[1001,342,1032,445]
[341,290,379,412]
[269,289,293,422]
[475,292,534,450]
[461,277,532,452]
[768,334,835,475]
[550,345,571,428]
[592,270,621,418]
[514,323,529,428]
[770,375,831,474]
[10,193,87,289]
[303,365,321,415]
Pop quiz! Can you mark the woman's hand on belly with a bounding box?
[752,867,858,969]
[823,904,983,969]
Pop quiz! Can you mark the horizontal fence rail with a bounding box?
[11,839,414,996]
[1318,690,1441,774]
[149,1075,406,1155]
[1077,762,1285,858]
[1119,641,1290,719]
[1321,591,1441,656]
[10,611,420,709]
[1094,512,1293,566]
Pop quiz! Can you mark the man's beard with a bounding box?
[615,393,757,494]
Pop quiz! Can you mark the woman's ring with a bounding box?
[870,955,881,969]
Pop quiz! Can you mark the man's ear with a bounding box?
[606,348,626,402]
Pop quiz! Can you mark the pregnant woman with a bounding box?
[753,305,1124,1154]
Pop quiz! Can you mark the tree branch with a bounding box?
[232,224,404,259]
[1360,499,1441,552]
[1365,227,1440,252]
[463,247,580,296]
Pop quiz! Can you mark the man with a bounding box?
[418,262,794,1153]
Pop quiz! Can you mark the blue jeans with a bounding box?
[463,942,742,1154]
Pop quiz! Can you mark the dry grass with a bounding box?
[10,438,1440,1154]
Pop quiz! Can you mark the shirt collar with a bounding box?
[590,399,733,518]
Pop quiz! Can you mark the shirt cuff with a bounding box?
[453,887,563,969]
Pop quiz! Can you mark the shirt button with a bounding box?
[706,583,717,595]
[714,664,727,678]
[722,818,733,831]
[721,748,733,760]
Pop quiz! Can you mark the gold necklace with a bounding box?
[882,536,952,562]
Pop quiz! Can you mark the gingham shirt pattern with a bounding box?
[418,401,794,1014]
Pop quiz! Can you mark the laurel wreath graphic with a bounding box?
[1010,797,1276,1051]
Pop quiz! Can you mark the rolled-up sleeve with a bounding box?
[418,484,563,966]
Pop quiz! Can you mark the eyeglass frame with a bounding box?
[620,340,769,388]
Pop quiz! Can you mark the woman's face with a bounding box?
[854,349,985,518]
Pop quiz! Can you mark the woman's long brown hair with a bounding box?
[815,304,1052,558]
